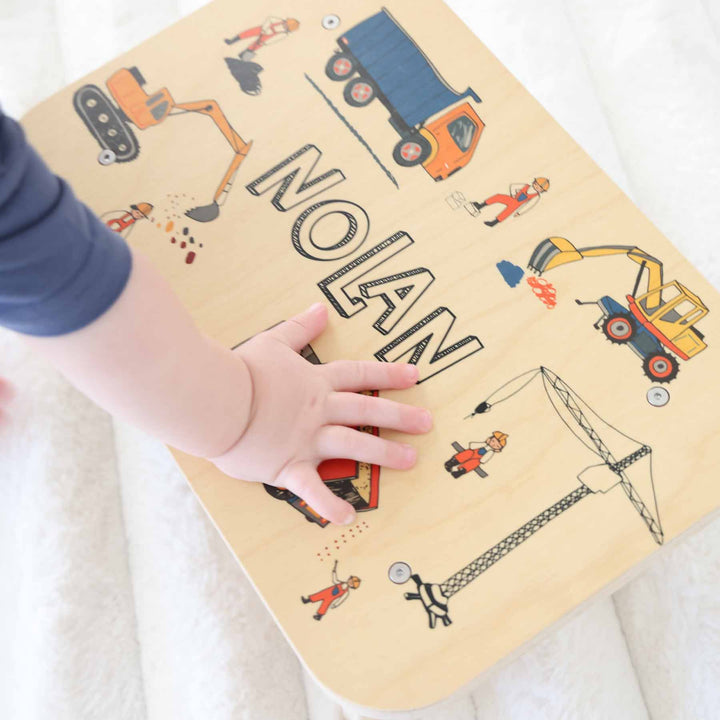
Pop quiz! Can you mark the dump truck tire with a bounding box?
[325,53,355,81]
[393,134,432,167]
[343,77,376,107]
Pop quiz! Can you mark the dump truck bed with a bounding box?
[339,7,481,129]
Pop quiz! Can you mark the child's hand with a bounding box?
[210,303,432,525]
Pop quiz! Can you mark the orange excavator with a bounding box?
[73,67,252,222]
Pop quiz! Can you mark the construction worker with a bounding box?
[225,17,300,61]
[101,202,153,238]
[444,431,508,477]
[224,17,300,96]
[471,177,550,227]
[301,561,361,620]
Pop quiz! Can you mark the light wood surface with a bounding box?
[21,0,720,711]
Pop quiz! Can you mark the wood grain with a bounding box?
[21,0,720,710]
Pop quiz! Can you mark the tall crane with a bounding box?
[528,237,708,382]
[402,367,661,629]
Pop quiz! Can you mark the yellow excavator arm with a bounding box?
[528,237,665,309]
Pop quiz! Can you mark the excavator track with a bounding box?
[73,85,139,163]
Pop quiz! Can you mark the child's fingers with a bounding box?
[315,426,417,469]
[322,360,418,391]
[267,303,328,351]
[277,461,356,526]
[325,392,432,434]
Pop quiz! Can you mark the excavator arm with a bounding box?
[528,237,665,310]
[100,67,252,223]
[173,100,253,222]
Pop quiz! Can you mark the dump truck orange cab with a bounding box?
[420,103,485,181]
[329,9,483,181]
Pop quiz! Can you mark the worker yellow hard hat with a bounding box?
[285,18,300,32]
[534,177,550,192]
[348,576,361,589]
[131,202,153,218]
[492,430,508,449]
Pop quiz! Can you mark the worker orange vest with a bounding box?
[106,212,136,233]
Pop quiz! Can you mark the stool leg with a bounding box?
[302,669,343,720]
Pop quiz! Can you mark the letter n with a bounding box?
[375,308,483,383]
[246,145,345,211]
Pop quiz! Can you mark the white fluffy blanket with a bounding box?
[1,1,718,718]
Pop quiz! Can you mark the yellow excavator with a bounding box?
[73,67,252,222]
[528,237,708,383]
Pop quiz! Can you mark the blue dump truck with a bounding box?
[325,7,484,180]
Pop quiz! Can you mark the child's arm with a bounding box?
[25,251,428,525]
[22,246,255,459]
[1,108,430,525]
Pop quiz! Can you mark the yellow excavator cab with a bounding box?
[634,281,708,358]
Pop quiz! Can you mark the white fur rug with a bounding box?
[1,1,718,718]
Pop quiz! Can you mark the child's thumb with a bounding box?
[267,303,328,352]
[276,461,356,526]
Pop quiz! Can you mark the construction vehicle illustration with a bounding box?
[400,367,662,629]
[73,67,252,222]
[324,8,484,181]
[264,345,381,527]
[264,440,381,528]
[528,238,709,383]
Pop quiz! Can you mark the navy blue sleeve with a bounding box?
[0,107,132,336]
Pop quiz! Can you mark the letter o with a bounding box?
[291,200,370,261]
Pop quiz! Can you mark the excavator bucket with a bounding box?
[185,202,220,223]
[185,141,253,222]
[528,236,583,274]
